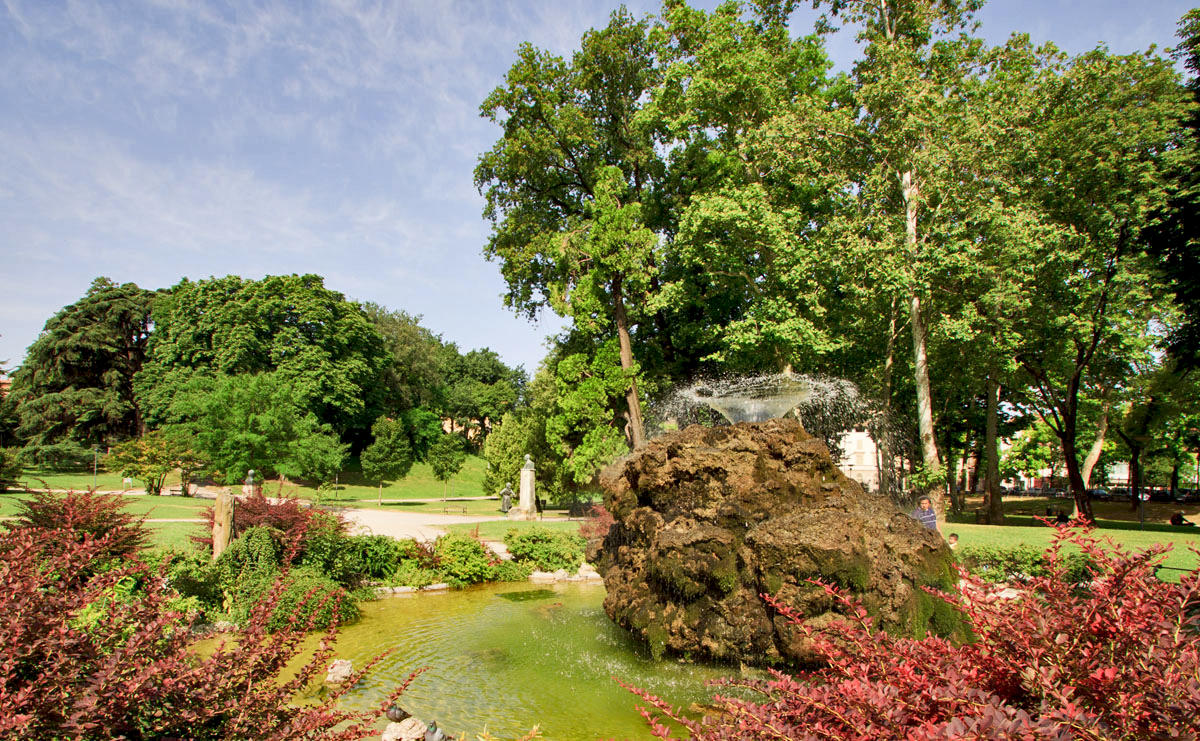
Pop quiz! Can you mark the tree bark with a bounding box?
[1081,397,1109,489]
[877,297,898,499]
[1060,412,1094,521]
[985,373,1005,524]
[612,275,646,449]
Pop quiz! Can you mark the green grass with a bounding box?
[11,455,490,501]
[442,519,585,540]
[144,521,205,553]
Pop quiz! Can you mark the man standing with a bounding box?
[911,495,937,531]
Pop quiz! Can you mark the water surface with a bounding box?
[323,582,748,740]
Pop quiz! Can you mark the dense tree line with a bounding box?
[3,274,524,488]
[476,0,1200,514]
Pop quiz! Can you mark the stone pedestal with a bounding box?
[212,488,235,560]
[507,454,539,521]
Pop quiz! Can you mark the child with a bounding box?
[947,533,959,550]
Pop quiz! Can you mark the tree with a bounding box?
[1143,9,1200,369]
[476,9,663,449]
[1003,44,1186,517]
[428,432,467,502]
[442,347,524,446]
[165,372,347,486]
[10,278,155,451]
[135,274,389,437]
[481,411,535,497]
[360,415,414,504]
[104,430,205,496]
[361,303,449,412]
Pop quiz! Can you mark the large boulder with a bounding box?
[594,418,958,666]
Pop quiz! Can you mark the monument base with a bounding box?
[506,506,538,521]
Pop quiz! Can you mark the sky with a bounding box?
[0,0,1193,377]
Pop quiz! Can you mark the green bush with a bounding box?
[262,567,360,631]
[165,552,222,609]
[492,559,534,582]
[294,511,360,586]
[433,533,495,588]
[341,534,411,580]
[386,560,440,589]
[504,527,585,572]
[958,544,1095,584]
[214,526,283,598]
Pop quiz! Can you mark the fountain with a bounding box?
[593,373,958,666]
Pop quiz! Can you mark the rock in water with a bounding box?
[324,659,354,685]
[594,418,957,666]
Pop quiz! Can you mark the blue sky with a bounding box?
[0,0,1193,376]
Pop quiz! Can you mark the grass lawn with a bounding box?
[10,455,490,501]
[442,519,585,540]
[144,521,206,553]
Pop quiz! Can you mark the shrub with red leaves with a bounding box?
[6,488,147,560]
[580,504,615,542]
[0,490,410,740]
[624,524,1200,740]
[197,490,342,546]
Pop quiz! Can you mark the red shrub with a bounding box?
[580,503,615,541]
[5,488,147,561]
[625,524,1200,740]
[196,490,346,546]
[0,493,409,739]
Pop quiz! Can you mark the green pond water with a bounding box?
[319,582,752,740]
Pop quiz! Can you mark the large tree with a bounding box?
[1002,44,1186,518]
[476,9,664,450]
[135,275,389,438]
[1144,9,1200,369]
[11,278,156,451]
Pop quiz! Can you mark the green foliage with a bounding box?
[164,371,347,485]
[0,447,22,485]
[957,543,1095,585]
[214,526,283,600]
[433,532,495,588]
[545,342,631,486]
[504,526,585,572]
[135,274,389,436]
[260,567,360,632]
[361,302,450,411]
[481,411,536,496]
[341,534,412,580]
[492,559,535,582]
[443,348,524,446]
[104,429,205,495]
[10,277,155,448]
[428,432,467,486]
[360,415,414,484]
[387,560,440,589]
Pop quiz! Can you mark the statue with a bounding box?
[499,483,513,513]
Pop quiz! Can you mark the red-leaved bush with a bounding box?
[624,524,1200,740]
[197,490,343,546]
[0,490,410,740]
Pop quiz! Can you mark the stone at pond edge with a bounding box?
[382,717,427,741]
[324,659,354,685]
[594,418,958,666]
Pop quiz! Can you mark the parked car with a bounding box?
[1088,487,1111,500]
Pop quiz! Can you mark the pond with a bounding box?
[320,581,754,740]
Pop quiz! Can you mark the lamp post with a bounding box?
[92,445,100,490]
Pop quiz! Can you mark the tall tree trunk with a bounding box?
[1060,410,1094,521]
[1081,396,1109,489]
[612,275,646,449]
[878,297,898,499]
[904,169,942,518]
[985,373,1005,524]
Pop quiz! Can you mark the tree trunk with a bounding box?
[985,373,1005,524]
[902,170,942,520]
[612,275,646,449]
[1081,397,1109,489]
[1060,414,1094,521]
[878,297,898,499]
